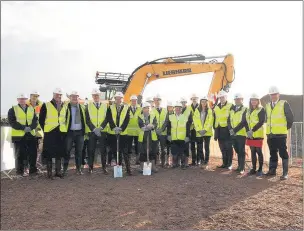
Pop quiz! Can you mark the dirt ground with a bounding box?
[1,157,303,230]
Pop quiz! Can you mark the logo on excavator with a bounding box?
[163,68,192,76]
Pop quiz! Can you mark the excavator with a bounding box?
[95,53,235,107]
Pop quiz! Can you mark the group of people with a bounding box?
[7,85,294,180]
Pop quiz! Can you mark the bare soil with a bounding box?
[1,158,303,230]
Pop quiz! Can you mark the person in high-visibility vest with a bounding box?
[85,89,109,174]
[265,86,294,180]
[161,101,191,169]
[153,94,168,168]
[8,93,38,177]
[193,96,214,167]
[59,91,87,176]
[39,88,65,179]
[165,101,174,166]
[105,92,132,175]
[188,93,200,165]
[228,93,248,175]
[138,102,158,173]
[180,97,193,167]
[127,95,141,164]
[26,90,44,170]
[245,93,266,177]
[213,90,234,170]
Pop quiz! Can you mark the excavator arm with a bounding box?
[95,54,235,106]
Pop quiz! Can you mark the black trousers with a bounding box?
[250,146,263,171]
[127,136,138,154]
[64,130,84,171]
[157,135,167,164]
[87,132,107,169]
[267,136,289,169]
[196,136,211,163]
[13,135,37,175]
[171,140,186,157]
[190,129,198,164]
[232,136,246,171]
[82,139,88,165]
[108,134,130,166]
[218,138,233,167]
[166,140,171,155]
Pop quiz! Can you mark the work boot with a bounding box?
[88,167,93,174]
[103,167,109,175]
[54,159,63,178]
[280,159,289,180]
[265,168,276,176]
[152,160,158,173]
[249,169,257,175]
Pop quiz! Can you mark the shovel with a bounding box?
[143,131,152,176]
[114,134,123,178]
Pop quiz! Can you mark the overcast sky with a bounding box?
[1,1,302,114]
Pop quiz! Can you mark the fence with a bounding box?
[289,122,303,167]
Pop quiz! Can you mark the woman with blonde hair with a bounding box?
[245,93,266,176]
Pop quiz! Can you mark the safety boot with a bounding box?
[280,159,289,180]
[54,159,63,178]
[152,160,158,173]
[265,161,277,176]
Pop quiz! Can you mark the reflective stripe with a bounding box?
[138,114,157,142]
[214,103,232,128]
[87,102,107,132]
[59,104,86,133]
[127,105,141,136]
[246,107,264,138]
[44,102,60,132]
[193,108,213,137]
[152,108,168,135]
[108,105,128,135]
[230,106,247,136]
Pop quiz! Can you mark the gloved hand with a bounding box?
[24,127,31,133]
[167,135,172,142]
[146,124,154,130]
[93,128,101,136]
[114,127,122,134]
[229,129,235,136]
[156,129,162,135]
[185,137,190,143]
[199,130,207,136]
[247,130,253,139]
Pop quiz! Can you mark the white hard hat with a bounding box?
[114,92,124,98]
[153,93,162,100]
[146,97,153,102]
[142,102,151,108]
[17,93,28,99]
[234,93,243,99]
[217,90,228,98]
[91,88,100,95]
[30,90,40,96]
[174,101,183,107]
[70,90,79,96]
[53,88,63,94]
[180,97,187,103]
[269,86,279,95]
[250,93,260,99]
[190,93,199,99]
[167,101,174,107]
[130,95,138,100]
[200,96,208,100]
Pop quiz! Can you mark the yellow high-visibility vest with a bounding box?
[169,114,187,141]
[86,102,108,133]
[230,106,247,136]
[138,114,158,142]
[44,102,60,133]
[187,104,198,130]
[246,107,264,138]
[152,107,167,136]
[107,104,129,135]
[266,100,288,135]
[27,100,44,138]
[127,104,141,136]
[11,105,36,137]
[214,103,233,128]
[59,104,86,133]
[193,108,214,137]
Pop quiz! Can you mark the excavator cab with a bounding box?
[95,71,130,100]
